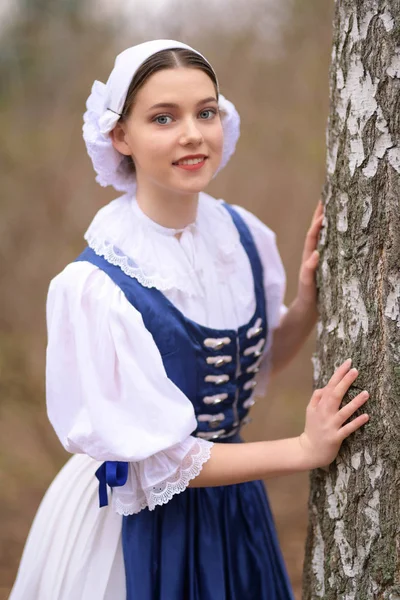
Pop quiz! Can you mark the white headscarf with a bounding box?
[82,39,240,193]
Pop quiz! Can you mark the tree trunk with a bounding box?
[302,1,400,599]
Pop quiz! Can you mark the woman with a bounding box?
[9,39,369,600]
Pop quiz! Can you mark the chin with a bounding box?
[174,171,217,195]
[160,177,207,197]
[177,182,211,196]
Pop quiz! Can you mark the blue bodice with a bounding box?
[75,203,268,504]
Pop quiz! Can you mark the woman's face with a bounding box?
[112,67,224,196]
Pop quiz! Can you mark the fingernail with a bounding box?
[345,358,352,366]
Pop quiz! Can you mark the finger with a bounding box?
[332,368,359,401]
[325,359,353,390]
[336,391,369,424]
[309,215,324,239]
[311,200,324,221]
[302,216,324,261]
[299,251,320,287]
[305,250,320,271]
[312,209,324,223]
[338,413,369,441]
[303,223,322,260]
[310,205,324,230]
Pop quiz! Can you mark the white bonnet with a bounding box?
[82,39,240,193]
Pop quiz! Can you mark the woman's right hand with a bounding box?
[298,359,369,469]
[191,358,369,488]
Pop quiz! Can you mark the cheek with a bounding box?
[210,122,224,158]
[146,132,175,164]
[129,130,169,165]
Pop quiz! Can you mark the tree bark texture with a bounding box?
[303,1,400,599]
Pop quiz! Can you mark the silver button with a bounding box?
[243,379,257,391]
[203,393,228,405]
[243,397,256,409]
[215,358,226,368]
[206,355,232,367]
[197,429,226,440]
[246,318,263,339]
[198,412,225,424]
[251,327,263,337]
[246,358,262,374]
[243,338,265,357]
[203,337,231,350]
[204,374,230,385]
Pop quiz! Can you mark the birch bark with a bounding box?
[302,1,400,598]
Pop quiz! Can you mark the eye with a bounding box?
[199,109,217,120]
[154,114,173,125]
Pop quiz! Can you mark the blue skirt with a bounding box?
[122,437,294,600]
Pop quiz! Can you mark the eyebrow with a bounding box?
[147,97,218,111]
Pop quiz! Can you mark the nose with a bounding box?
[179,117,203,146]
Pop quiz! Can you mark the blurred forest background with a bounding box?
[0,0,334,597]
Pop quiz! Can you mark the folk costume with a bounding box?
[9,40,294,600]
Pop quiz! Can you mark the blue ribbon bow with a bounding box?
[95,461,129,507]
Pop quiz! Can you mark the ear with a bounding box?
[109,122,132,156]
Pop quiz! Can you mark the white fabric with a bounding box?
[45,193,286,517]
[98,41,214,134]
[113,438,213,515]
[84,192,241,296]
[46,259,213,516]
[9,454,126,600]
[83,40,240,192]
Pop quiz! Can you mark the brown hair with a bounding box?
[120,48,218,121]
[118,48,219,173]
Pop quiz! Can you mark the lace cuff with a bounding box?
[111,437,213,516]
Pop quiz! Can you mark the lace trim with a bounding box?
[112,439,213,516]
[113,490,148,517]
[83,193,242,295]
[87,237,196,293]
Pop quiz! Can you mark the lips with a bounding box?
[173,154,207,166]
[173,157,207,172]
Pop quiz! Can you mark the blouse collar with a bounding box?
[84,192,240,297]
[130,198,197,237]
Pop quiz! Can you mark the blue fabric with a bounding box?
[75,203,294,599]
[95,461,128,508]
[122,441,293,600]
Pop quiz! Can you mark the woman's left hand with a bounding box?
[270,201,324,374]
[296,200,324,315]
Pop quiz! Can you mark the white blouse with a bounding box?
[46,192,287,515]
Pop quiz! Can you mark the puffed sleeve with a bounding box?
[46,261,213,515]
[231,205,288,394]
